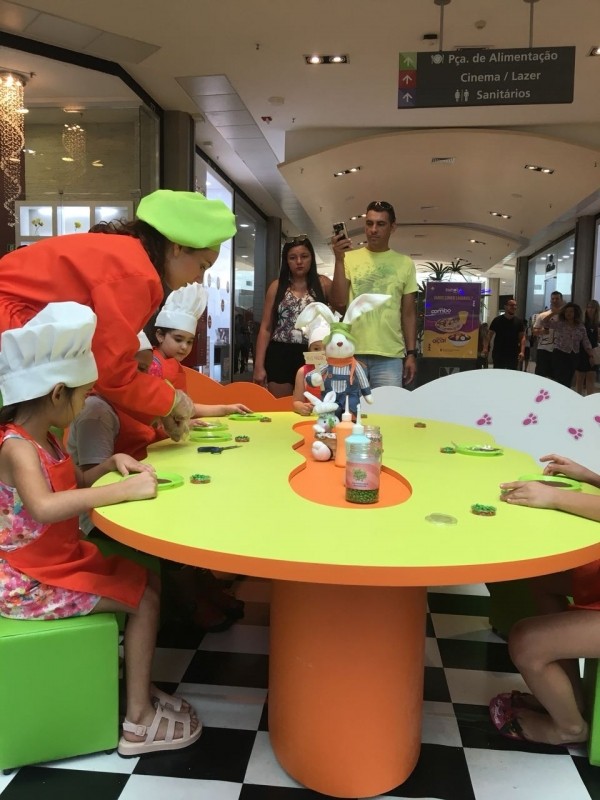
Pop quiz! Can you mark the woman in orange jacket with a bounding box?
[0,190,236,434]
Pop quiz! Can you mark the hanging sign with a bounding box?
[423,282,481,360]
[398,47,575,109]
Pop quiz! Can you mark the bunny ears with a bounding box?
[296,293,391,337]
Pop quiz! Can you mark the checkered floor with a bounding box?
[2,579,600,800]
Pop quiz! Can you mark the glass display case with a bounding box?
[15,201,133,246]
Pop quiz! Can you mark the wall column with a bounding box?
[162,111,194,190]
[572,215,596,307]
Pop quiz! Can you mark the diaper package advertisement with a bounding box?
[423,281,481,359]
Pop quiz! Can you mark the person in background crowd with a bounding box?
[541,302,593,388]
[533,291,564,379]
[482,299,526,370]
[574,299,599,395]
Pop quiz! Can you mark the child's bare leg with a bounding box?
[508,610,600,744]
[529,570,573,615]
[94,572,198,742]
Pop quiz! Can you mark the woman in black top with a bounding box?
[575,299,599,396]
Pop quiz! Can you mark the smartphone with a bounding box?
[333,221,349,240]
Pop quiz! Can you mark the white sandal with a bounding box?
[118,705,202,756]
[150,683,188,712]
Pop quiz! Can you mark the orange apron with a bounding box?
[1,425,147,609]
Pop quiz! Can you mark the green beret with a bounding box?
[136,190,237,250]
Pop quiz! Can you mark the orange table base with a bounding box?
[269,581,428,798]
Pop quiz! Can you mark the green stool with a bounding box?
[583,659,600,765]
[487,579,537,640]
[0,613,119,773]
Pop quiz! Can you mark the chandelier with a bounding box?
[0,71,28,226]
[62,122,86,172]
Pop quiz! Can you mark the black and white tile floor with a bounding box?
[2,579,600,800]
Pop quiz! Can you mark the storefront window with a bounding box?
[232,196,266,379]
[525,233,574,319]
[195,156,233,382]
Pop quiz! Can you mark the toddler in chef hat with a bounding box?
[150,283,251,420]
[0,304,199,755]
[292,315,331,416]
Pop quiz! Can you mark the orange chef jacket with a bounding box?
[0,233,175,421]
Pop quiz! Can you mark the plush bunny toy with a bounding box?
[303,390,339,461]
[295,293,391,418]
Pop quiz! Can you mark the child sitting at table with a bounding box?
[150,283,251,418]
[68,330,244,632]
[292,318,330,416]
[0,302,201,755]
[489,454,600,747]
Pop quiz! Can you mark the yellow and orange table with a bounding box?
[93,414,600,798]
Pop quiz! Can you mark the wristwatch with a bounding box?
[405,349,417,357]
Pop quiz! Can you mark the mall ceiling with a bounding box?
[2,0,600,282]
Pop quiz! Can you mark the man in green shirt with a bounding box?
[331,201,418,387]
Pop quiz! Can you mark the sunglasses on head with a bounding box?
[284,235,309,245]
[367,201,394,212]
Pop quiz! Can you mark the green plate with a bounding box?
[228,413,263,421]
[189,429,233,442]
[517,474,582,491]
[454,443,503,456]
[193,420,229,431]
[122,471,184,491]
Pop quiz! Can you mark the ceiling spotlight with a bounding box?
[490,211,511,219]
[588,46,600,56]
[525,164,555,174]
[350,213,366,220]
[333,166,361,177]
[304,54,348,65]
[91,159,104,167]
[469,239,486,244]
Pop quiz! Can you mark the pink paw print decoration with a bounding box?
[595,416,600,425]
[522,413,538,426]
[535,389,550,403]
[476,413,492,426]
[568,427,583,440]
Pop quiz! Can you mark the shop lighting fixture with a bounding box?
[524,164,554,174]
[0,70,30,225]
[490,211,511,219]
[304,54,348,65]
[588,46,600,56]
[469,239,486,244]
[350,213,366,220]
[91,159,104,168]
[333,166,361,177]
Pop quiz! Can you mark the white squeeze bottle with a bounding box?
[345,405,380,504]
[334,396,354,468]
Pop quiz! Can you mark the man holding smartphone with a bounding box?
[330,200,418,387]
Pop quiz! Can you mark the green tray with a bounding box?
[122,471,184,491]
[517,474,582,491]
[189,429,233,442]
[228,413,264,421]
[454,443,503,456]
[193,420,229,431]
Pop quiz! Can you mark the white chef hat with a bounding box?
[0,302,98,406]
[137,330,152,352]
[305,317,331,346]
[155,283,208,335]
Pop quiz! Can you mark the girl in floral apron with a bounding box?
[0,302,201,756]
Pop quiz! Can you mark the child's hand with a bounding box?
[121,471,158,501]
[190,419,210,428]
[540,454,595,484]
[223,404,252,415]
[499,480,558,509]
[112,453,156,477]
[298,402,314,416]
